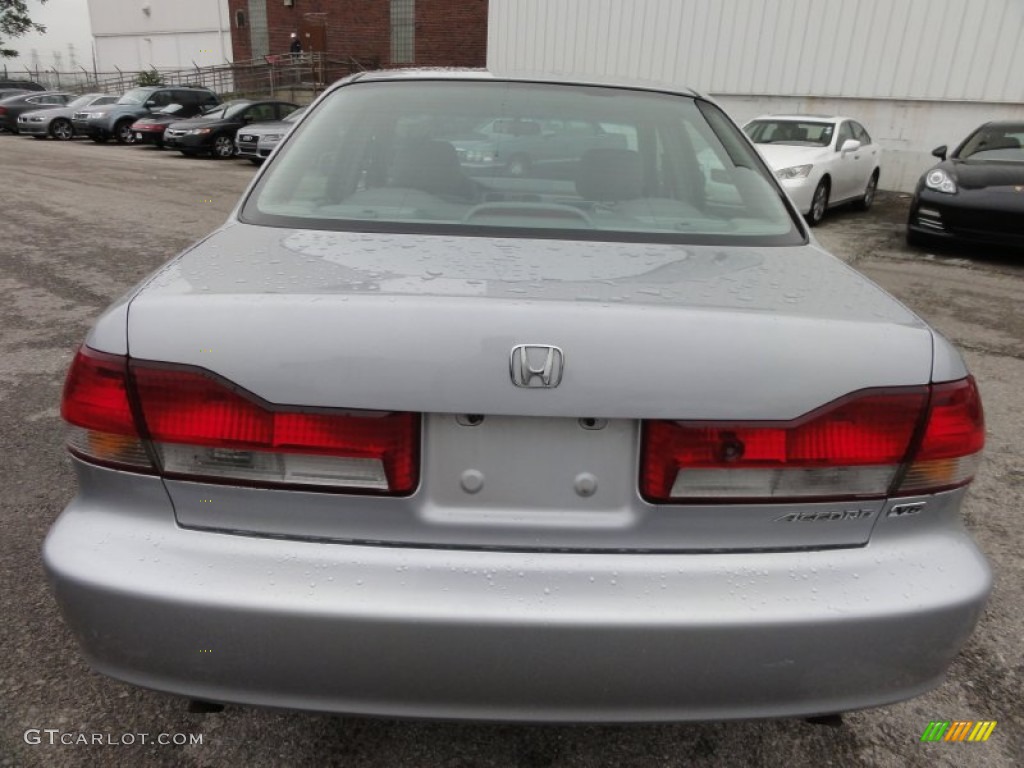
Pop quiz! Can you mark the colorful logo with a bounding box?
[921,721,997,742]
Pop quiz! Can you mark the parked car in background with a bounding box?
[0,80,44,92]
[130,102,221,148]
[0,91,74,133]
[17,93,119,140]
[47,70,990,723]
[907,121,1024,249]
[235,105,307,164]
[744,115,881,225]
[449,116,628,178]
[0,88,29,101]
[73,86,219,144]
[164,99,299,158]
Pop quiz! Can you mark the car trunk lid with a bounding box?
[125,225,933,551]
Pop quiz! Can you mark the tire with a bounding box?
[212,134,235,159]
[50,118,74,141]
[807,178,830,226]
[114,119,136,144]
[855,171,879,211]
[249,158,264,166]
[505,154,532,177]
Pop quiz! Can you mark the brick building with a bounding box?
[227,0,488,70]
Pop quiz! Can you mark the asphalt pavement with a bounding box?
[0,135,1020,767]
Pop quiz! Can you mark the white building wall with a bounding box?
[488,0,1024,191]
[89,0,232,72]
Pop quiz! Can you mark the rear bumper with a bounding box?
[45,468,991,722]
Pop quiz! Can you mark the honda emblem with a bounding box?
[509,345,564,388]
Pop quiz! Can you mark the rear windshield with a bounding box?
[745,120,835,147]
[242,80,803,245]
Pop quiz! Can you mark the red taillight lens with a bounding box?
[61,347,153,470]
[641,380,986,503]
[131,365,420,494]
[897,377,984,493]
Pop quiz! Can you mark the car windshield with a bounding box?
[69,94,101,109]
[202,101,250,119]
[745,120,834,147]
[244,80,801,244]
[117,88,153,105]
[958,125,1024,162]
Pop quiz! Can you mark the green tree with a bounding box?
[135,68,165,86]
[1,0,46,59]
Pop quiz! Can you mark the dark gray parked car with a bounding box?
[47,70,990,723]
[0,91,74,133]
[73,85,219,144]
[18,93,119,140]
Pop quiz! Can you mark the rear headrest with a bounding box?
[391,139,472,199]
[575,148,644,202]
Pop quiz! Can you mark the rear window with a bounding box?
[242,80,803,245]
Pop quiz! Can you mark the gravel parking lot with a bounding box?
[1,136,1021,768]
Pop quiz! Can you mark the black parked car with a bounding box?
[130,102,221,148]
[908,121,1024,249]
[164,100,299,158]
[0,80,44,91]
[0,91,74,133]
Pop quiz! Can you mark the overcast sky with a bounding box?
[3,0,94,75]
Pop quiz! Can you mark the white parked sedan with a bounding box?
[744,115,881,225]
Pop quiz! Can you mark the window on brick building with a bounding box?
[236,10,246,28]
[390,0,415,64]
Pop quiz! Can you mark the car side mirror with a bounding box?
[840,139,860,154]
[932,145,948,161]
[144,100,156,108]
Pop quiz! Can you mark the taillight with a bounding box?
[641,380,984,503]
[897,378,985,494]
[61,348,420,494]
[131,365,419,494]
[61,348,154,470]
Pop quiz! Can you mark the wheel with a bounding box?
[855,171,879,211]
[249,158,263,166]
[505,154,532,177]
[212,134,235,159]
[114,120,136,144]
[50,118,74,141]
[807,178,830,226]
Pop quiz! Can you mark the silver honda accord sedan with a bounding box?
[45,70,991,722]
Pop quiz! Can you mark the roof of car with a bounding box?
[750,114,847,122]
[343,68,701,97]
